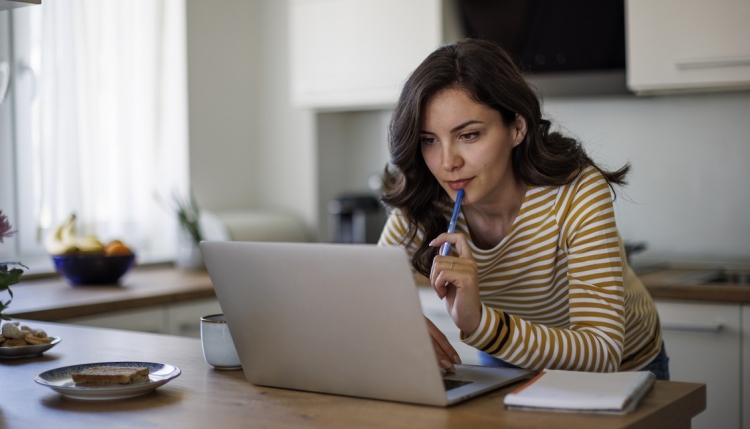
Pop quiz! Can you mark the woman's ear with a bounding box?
[512,114,528,146]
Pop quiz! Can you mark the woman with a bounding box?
[378,39,668,380]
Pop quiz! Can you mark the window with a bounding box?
[0,0,188,272]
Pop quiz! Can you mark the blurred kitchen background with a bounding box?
[2,0,749,269]
[185,0,750,269]
[2,2,750,428]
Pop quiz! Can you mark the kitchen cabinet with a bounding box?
[63,306,166,334]
[289,0,449,110]
[655,299,742,429]
[165,298,223,338]
[62,298,223,339]
[626,0,750,95]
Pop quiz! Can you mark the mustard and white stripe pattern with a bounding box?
[379,167,661,372]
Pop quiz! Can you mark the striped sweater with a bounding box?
[378,167,661,372]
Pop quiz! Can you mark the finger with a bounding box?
[430,257,450,299]
[451,233,475,260]
[434,269,463,293]
[431,338,456,372]
[431,330,462,365]
[426,317,462,365]
[428,233,461,254]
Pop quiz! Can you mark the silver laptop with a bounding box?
[200,241,532,407]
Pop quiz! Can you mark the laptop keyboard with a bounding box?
[442,379,474,391]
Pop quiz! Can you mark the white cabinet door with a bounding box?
[626,0,750,95]
[63,307,166,334]
[655,300,742,429]
[60,299,223,338]
[165,298,223,338]
[289,0,442,110]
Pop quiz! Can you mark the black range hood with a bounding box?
[456,0,629,96]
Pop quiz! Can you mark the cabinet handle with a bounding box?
[661,322,723,333]
[675,56,750,70]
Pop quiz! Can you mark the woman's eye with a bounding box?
[460,132,479,141]
[420,136,436,146]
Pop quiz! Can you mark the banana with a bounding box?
[76,235,104,254]
[60,214,77,249]
[45,214,78,255]
[45,214,104,255]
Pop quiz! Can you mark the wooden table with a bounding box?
[0,321,705,429]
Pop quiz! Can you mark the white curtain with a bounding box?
[26,0,188,260]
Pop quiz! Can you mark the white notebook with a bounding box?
[503,369,656,414]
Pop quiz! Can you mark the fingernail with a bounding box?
[428,239,436,246]
[453,355,462,365]
[440,360,453,370]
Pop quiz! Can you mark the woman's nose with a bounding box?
[441,145,462,171]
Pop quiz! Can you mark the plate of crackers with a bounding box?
[0,321,61,359]
[35,361,181,400]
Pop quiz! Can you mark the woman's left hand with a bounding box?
[429,233,482,336]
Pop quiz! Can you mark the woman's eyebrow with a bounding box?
[420,120,483,135]
[451,120,483,133]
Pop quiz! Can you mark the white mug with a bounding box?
[200,314,242,370]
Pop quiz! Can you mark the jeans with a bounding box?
[640,341,670,381]
[478,341,670,381]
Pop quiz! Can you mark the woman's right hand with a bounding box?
[428,232,482,336]
[425,316,461,373]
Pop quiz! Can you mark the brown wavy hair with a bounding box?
[381,38,630,278]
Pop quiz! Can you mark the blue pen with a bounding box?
[439,189,464,256]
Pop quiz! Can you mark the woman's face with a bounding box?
[419,88,526,207]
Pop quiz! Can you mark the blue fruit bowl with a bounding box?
[51,254,136,285]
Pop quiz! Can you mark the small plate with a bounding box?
[0,336,62,359]
[35,361,181,400]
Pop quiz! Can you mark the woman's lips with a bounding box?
[447,179,472,190]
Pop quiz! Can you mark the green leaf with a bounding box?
[0,299,9,320]
[0,268,24,289]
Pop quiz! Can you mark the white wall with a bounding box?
[186,0,317,233]
[256,0,317,233]
[186,0,262,210]
[185,1,750,264]
[542,91,750,264]
[312,92,750,263]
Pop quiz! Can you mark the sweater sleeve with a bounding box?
[377,209,412,248]
[461,168,625,372]
[378,209,431,284]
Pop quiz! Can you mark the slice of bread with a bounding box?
[72,366,150,386]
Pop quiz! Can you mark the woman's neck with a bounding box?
[462,179,528,250]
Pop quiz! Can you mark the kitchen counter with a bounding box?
[0,320,706,429]
[639,268,750,303]
[6,265,750,324]
[7,266,215,321]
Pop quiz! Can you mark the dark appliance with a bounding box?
[328,194,386,244]
[456,0,628,95]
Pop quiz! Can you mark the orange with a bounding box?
[105,242,133,256]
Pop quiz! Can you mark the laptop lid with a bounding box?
[200,241,529,406]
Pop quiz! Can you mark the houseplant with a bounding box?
[1,210,27,320]
[158,192,205,270]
